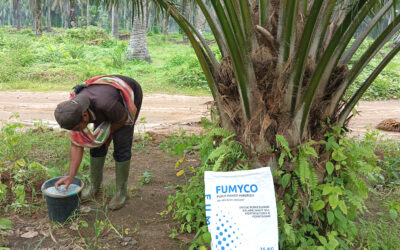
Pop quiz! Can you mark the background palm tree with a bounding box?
[126,0,151,62]
[69,0,77,27]
[86,0,90,26]
[34,0,41,36]
[111,1,118,38]
[11,0,21,29]
[51,0,70,29]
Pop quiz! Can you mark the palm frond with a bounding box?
[339,42,400,124]
[298,0,375,136]
[259,0,270,27]
[341,0,393,64]
[329,13,400,115]
[277,0,299,67]
[285,0,324,114]
[195,0,228,56]
[308,0,336,61]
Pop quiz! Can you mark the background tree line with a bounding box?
[0,0,208,38]
[0,0,209,62]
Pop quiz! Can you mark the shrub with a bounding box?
[64,26,109,42]
[65,44,86,59]
[162,125,248,249]
[165,54,208,89]
[0,120,71,213]
[165,123,383,249]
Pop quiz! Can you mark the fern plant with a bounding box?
[275,127,380,249]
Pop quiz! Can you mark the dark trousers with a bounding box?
[90,75,143,162]
[90,124,135,162]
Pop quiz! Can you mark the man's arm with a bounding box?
[55,142,84,190]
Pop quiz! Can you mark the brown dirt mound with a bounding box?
[376,118,400,132]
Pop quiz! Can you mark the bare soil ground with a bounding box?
[2,133,199,249]
[1,92,400,249]
[0,91,213,134]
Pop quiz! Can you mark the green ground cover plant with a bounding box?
[162,121,400,249]
[0,26,209,95]
[0,119,70,214]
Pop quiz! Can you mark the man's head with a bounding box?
[54,95,90,130]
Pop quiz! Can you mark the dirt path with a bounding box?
[347,99,400,139]
[1,91,400,138]
[0,91,213,134]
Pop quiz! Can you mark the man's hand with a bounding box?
[55,176,74,190]
[56,143,84,191]
[105,135,112,149]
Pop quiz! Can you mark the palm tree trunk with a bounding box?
[126,0,151,62]
[8,9,11,26]
[30,0,36,31]
[35,0,42,36]
[123,4,127,30]
[164,12,169,36]
[111,3,119,38]
[16,0,21,29]
[182,0,189,42]
[12,0,17,28]
[63,1,69,29]
[69,0,76,28]
[195,4,206,34]
[86,0,90,26]
[145,0,150,30]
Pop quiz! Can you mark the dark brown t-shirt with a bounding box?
[77,74,144,126]
[78,84,126,125]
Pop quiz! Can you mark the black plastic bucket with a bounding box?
[41,176,84,223]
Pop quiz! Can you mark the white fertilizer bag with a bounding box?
[204,167,278,250]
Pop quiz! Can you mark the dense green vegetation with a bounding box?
[0,26,209,95]
[162,124,400,249]
[1,25,400,100]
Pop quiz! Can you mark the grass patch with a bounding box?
[0,26,210,95]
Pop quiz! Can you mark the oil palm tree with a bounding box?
[111,1,119,38]
[100,0,400,166]
[86,0,91,26]
[51,0,70,29]
[34,0,42,36]
[11,0,21,29]
[156,0,400,156]
[126,0,151,62]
